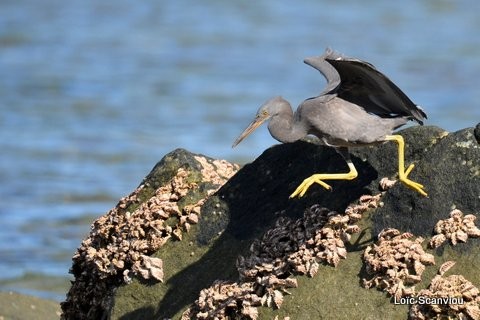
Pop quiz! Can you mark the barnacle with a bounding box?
[133,255,164,282]
[379,177,397,191]
[438,260,456,276]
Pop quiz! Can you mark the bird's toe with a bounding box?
[290,175,332,198]
[405,163,415,176]
[400,177,427,197]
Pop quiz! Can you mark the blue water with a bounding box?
[1,0,479,301]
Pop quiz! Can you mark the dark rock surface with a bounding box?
[62,124,480,319]
[353,126,480,236]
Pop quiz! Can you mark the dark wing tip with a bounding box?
[412,105,427,124]
[326,57,428,124]
[304,48,428,124]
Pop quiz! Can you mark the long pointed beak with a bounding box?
[232,114,268,148]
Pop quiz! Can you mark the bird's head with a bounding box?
[232,96,286,147]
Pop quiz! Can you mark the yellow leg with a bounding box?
[385,135,428,197]
[290,160,358,198]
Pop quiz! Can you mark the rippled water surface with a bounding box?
[1,0,479,301]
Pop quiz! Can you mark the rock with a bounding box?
[61,125,480,320]
[363,126,480,237]
[61,149,239,320]
[474,122,480,144]
[0,291,61,320]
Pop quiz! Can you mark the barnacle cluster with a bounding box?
[429,209,480,248]
[362,228,436,299]
[345,193,383,218]
[194,156,240,186]
[287,206,358,270]
[62,156,238,319]
[184,194,383,319]
[181,281,260,320]
[181,278,298,320]
[243,200,367,278]
[78,168,199,283]
[410,261,480,320]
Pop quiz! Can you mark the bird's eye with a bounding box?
[262,110,268,116]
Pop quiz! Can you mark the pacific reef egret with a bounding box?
[232,48,427,198]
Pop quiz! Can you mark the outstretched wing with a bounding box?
[304,49,427,124]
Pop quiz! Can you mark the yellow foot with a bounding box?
[290,174,332,198]
[290,161,358,198]
[399,163,428,197]
[385,135,428,197]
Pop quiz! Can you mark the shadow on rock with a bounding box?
[154,141,378,318]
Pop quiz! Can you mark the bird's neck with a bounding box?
[267,105,307,143]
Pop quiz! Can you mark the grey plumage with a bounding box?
[233,48,426,148]
[233,48,428,197]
